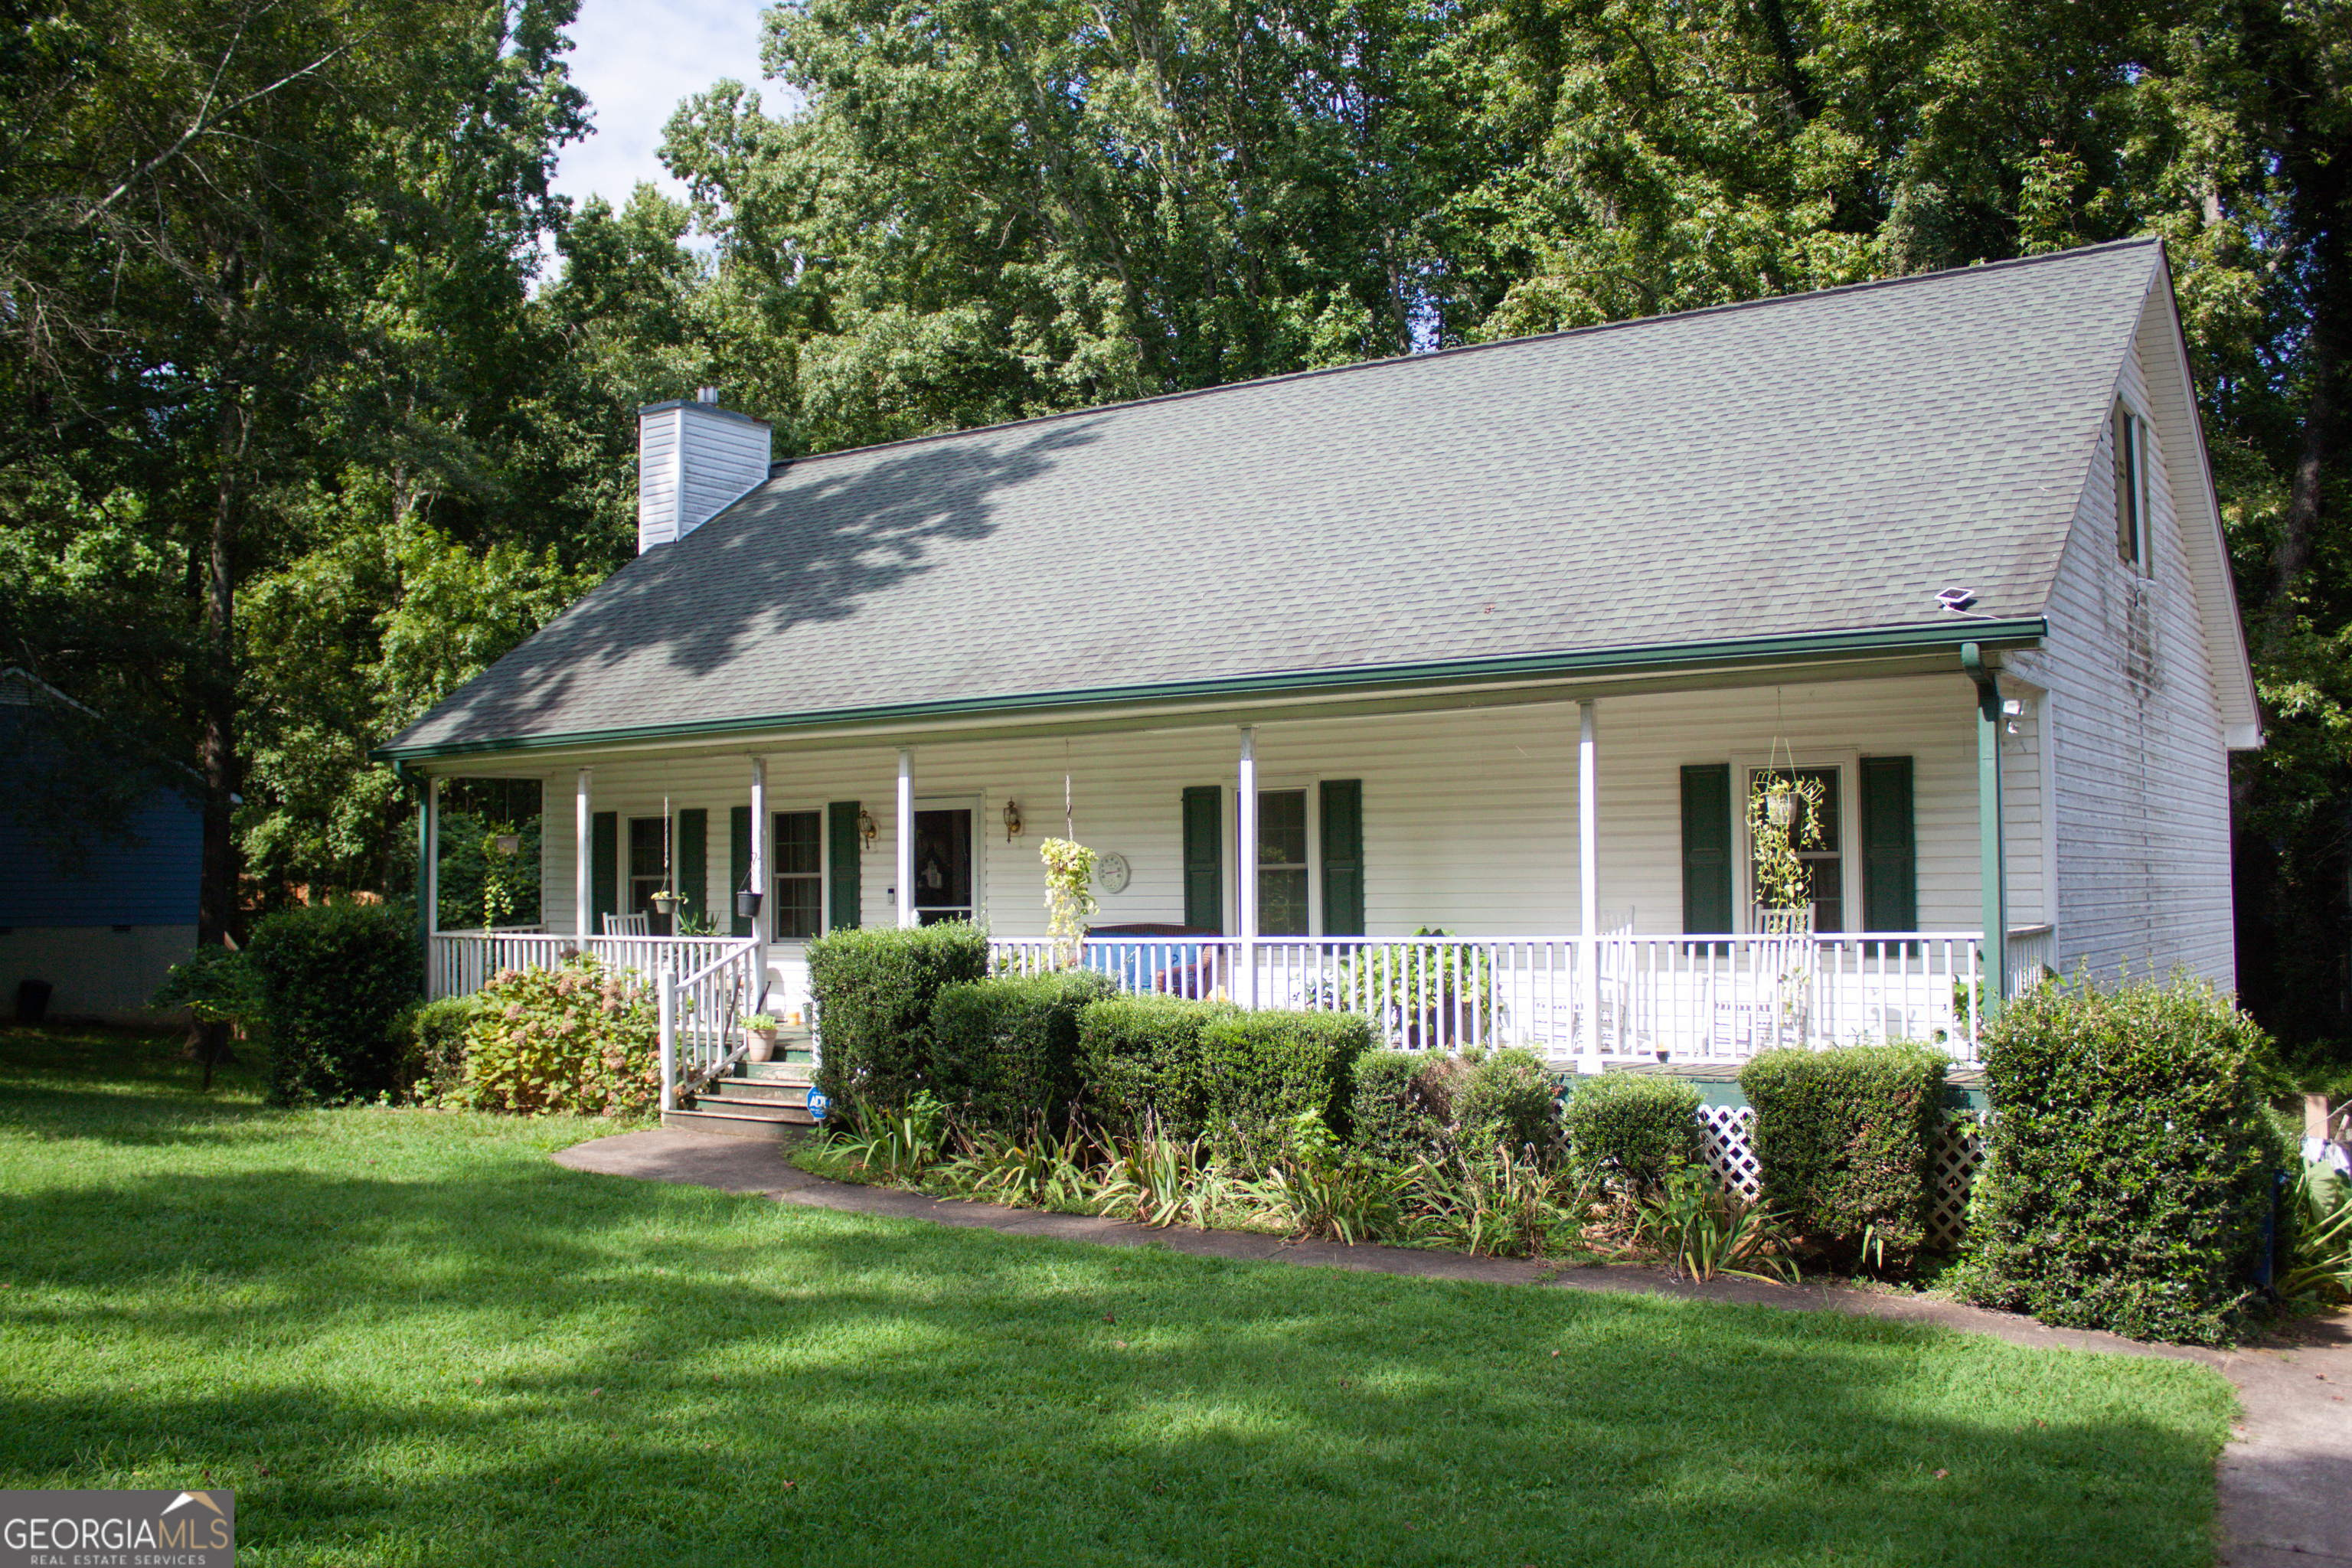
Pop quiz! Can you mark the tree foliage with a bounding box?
[4,0,2350,1058]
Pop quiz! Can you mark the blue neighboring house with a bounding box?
[1,668,202,1024]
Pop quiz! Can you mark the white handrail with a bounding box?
[986,930,2011,1063]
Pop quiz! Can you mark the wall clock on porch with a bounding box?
[1094,852,1131,894]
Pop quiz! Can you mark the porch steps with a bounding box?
[662,1054,819,1142]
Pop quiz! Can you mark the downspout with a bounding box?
[1961,644,2007,1021]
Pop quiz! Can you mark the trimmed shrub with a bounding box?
[1075,994,1230,1138]
[1455,1048,1565,1157]
[1200,1009,1374,1163]
[929,969,1119,1133]
[1562,1073,1700,1191]
[243,901,420,1106]
[462,956,659,1116]
[1348,1051,1450,1163]
[1741,1044,1948,1272]
[397,995,483,1103]
[805,922,989,1106]
[1955,975,2288,1344]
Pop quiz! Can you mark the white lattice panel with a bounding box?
[1689,1104,1986,1252]
[1928,1114,1988,1252]
[1695,1104,1761,1200]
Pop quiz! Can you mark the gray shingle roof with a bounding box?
[384,240,2164,756]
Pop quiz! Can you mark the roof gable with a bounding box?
[387,240,2173,756]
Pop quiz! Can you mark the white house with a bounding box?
[377,239,2259,1117]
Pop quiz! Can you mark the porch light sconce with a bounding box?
[1003,799,1023,842]
[857,808,878,851]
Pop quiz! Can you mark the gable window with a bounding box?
[2112,400,2148,570]
[771,809,823,940]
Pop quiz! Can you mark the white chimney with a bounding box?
[637,394,773,553]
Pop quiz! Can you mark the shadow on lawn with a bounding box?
[0,1146,2230,1568]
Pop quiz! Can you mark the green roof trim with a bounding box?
[371,618,2043,763]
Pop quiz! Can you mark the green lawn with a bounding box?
[0,1026,2235,1567]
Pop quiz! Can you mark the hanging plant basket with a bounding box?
[650,891,682,916]
[735,889,763,920]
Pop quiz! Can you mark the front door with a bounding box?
[913,807,975,924]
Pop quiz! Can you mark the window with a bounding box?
[771,810,822,940]
[1257,789,1310,936]
[1748,767,1843,933]
[2113,400,2147,569]
[627,817,668,916]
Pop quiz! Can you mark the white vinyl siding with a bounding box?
[2009,296,2236,988]
[635,403,771,553]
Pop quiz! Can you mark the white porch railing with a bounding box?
[429,929,764,1110]
[991,929,2060,1065]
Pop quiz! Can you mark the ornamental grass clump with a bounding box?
[1955,973,2288,1344]
[460,956,660,1118]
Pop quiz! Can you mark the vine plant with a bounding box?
[1040,838,1099,967]
[1746,772,1826,917]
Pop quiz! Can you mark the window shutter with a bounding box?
[591,811,617,932]
[1860,756,1917,936]
[1182,786,1223,933]
[677,809,707,926]
[729,807,753,936]
[1680,765,1733,936]
[1319,779,1364,936]
[827,801,861,931]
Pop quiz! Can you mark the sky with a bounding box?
[546,0,795,229]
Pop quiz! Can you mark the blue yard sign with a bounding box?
[805,1090,829,1123]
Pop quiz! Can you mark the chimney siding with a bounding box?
[637,400,772,553]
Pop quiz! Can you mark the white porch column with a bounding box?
[896,747,916,929]
[1237,725,1259,1008]
[424,776,442,936]
[749,755,767,946]
[573,766,593,940]
[1578,701,1602,1073]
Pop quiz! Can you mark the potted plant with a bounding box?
[743,1013,782,1063]
[649,888,682,917]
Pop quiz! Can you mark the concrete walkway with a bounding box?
[554,1127,2350,1567]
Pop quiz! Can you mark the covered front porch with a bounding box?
[416,655,2051,1101]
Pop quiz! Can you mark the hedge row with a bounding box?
[1741,1044,1948,1272]
[1955,976,2286,1345]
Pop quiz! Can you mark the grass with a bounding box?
[0,1024,2236,1566]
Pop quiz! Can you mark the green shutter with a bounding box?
[1182,785,1223,933]
[677,809,707,927]
[1860,756,1917,936]
[730,806,753,936]
[1319,779,1364,936]
[1680,765,1733,936]
[590,811,617,933]
[827,801,861,931]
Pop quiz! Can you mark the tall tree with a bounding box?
[1,0,586,944]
